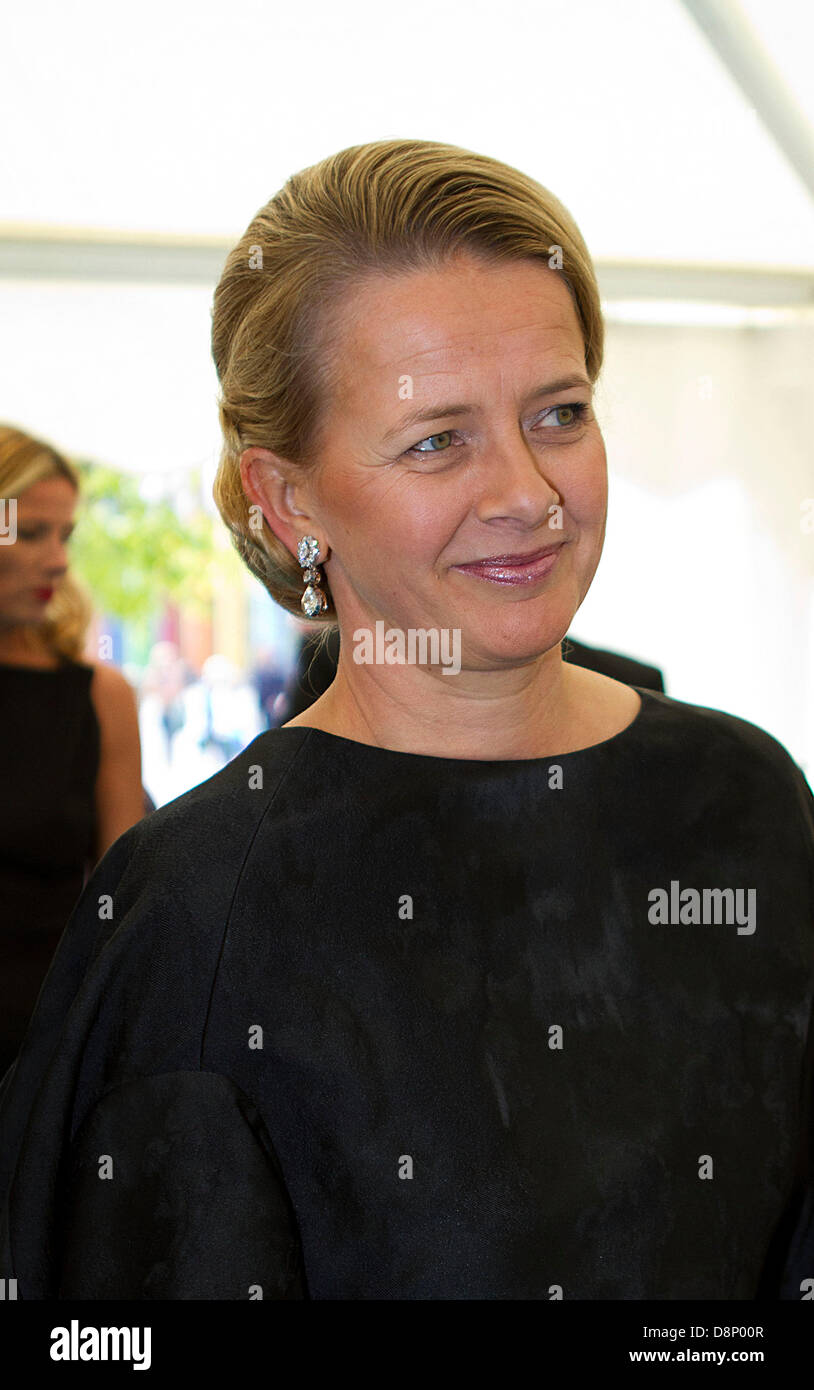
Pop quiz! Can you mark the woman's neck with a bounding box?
[283,648,638,760]
[0,622,58,668]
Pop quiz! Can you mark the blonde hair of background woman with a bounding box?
[0,425,94,663]
[211,137,604,650]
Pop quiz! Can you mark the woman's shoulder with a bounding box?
[31,729,317,1052]
[110,725,312,867]
[635,685,813,826]
[85,659,138,733]
[638,684,802,758]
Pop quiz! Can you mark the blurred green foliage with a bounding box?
[68,458,232,623]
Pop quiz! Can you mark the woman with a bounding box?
[0,426,144,1076]
[0,140,812,1300]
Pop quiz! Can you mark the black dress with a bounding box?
[0,659,99,1077]
[0,684,813,1300]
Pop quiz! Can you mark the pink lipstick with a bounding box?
[452,543,564,586]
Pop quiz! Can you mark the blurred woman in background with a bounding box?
[0,425,144,1077]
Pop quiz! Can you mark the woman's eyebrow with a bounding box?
[380,373,592,443]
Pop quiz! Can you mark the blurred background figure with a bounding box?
[139,640,190,762]
[0,424,144,1076]
[138,650,266,803]
[136,639,192,802]
[251,644,289,728]
[190,652,264,765]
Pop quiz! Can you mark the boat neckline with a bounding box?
[269,684,660,766]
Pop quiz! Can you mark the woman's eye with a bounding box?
[16,527,75,541]
[406,430,454,456]
[538,402,589,428]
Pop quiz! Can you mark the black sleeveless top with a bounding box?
[0,659,99,1076]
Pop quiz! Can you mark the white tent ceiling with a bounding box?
[1,0,813,273]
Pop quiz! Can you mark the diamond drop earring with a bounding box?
[297,535,328,617]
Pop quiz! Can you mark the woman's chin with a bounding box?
[443,582,578,659]
[455,620,571,669]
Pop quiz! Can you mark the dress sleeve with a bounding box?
[55,1071,307,1299]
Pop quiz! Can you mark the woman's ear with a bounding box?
[240,447,320,558]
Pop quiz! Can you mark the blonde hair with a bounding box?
[0,424,94,663]
[211,138,604,629]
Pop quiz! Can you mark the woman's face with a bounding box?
[0,475,77,627]
[290,252,607,669]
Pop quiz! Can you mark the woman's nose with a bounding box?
[45,534,70,574]
[474,430,560,520]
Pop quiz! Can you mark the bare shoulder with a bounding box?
[89,661,138,722]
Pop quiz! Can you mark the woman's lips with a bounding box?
[452,544,564,586]
[34,587,54,601]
